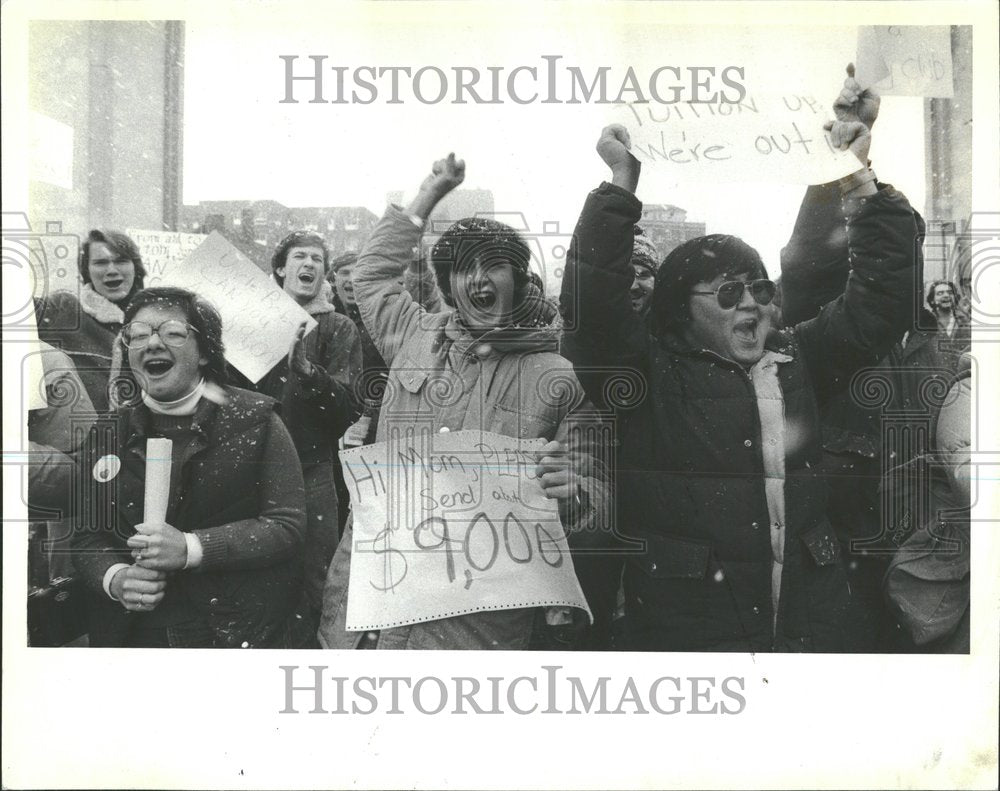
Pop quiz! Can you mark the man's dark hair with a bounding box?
[122,287,228,385]
[926,279,958,311]
[79,229,147,297]
[430,217,531,308]
[649,234,767,336]
[271,230,330,287]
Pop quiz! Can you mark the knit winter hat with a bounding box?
[632,227,660,274]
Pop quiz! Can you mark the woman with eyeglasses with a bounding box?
[71,287,307,648]
[35,230,147,414]
[560,70,920,652]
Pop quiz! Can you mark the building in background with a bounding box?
[638,204,707,259]
[180,200,378,271]
[387,189,496,236]
[28,21,184,235]
[923,26,974,299]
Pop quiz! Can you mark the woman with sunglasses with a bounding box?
[560,84,920,652]
[71,287,307,648]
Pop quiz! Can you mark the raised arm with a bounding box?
[353,154,464,366]
[560,125,649,403]
[794,116,919,397]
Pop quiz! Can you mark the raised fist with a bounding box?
[596,124,637,172]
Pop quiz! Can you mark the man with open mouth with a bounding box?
[35,229,147,414]
[561,68,921,652]
[238,230,365,647]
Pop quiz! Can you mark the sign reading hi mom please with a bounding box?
[157,231,316,383]
[616,93,861,184]
[341,429,592,631]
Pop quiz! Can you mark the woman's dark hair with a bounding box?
[649,234,767,336]
[429,217,531,309]
[79,229,147,298]
[122,287,228,385]
[926,279,958,310]
[271,230,330,287]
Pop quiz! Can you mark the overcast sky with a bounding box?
[182,13,926,279]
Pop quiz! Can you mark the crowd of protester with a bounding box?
[26,66,972,651]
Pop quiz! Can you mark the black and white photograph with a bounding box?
[3,0,998,788]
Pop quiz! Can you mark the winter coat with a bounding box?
[318,205,610,650]
[27,343,98,519]
[71,386,307,647]
[35,286,129,414]
[560,181,919,652]
[254,295,363,466]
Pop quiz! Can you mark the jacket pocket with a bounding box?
[490,400,558,439]
[800,522,841,566]
[631,532,711,579]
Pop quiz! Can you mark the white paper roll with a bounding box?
[143,438,173,524]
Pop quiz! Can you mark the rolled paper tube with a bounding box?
[143,438,173,524]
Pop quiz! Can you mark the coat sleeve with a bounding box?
[403,257,444,314]
[794,185,920,400]
[295,313,364,439]
[193,413,307,571]
[559,182,649,407]
[778,182,851,326]
[352,206,427,368]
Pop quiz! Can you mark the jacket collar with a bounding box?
[657,327,797,368]
[79,284,125,325]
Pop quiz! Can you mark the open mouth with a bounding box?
[470,292,496,310]
[298,271,316,285]
[143,358,175,377]
[733,317,759,345]
[103,278,124,290]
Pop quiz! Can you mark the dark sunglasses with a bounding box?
[690,279,776,310]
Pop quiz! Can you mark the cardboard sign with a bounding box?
[856,25,954,98]
[156,231,315,382]
[125,229,205,286]
[615,93,862,184]
[341,429,592,631]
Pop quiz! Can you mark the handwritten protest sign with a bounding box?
[125,229,205,286]
[156,231,315,382]
[856,25,954,98]
[341,429,592,631]
[614,94,861,184]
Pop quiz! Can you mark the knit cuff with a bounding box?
[193,529,227,569]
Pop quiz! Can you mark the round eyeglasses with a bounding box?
[690,279,776,310]
[122,320,197,349]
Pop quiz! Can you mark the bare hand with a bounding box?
[128,521,188,571]
[823,119,872,165]
[534,440,580,502]
[833,63,880,129]
[110,564,167,612]
[597,124,638,169]
[288,322,314,378]
[417,153,465,200]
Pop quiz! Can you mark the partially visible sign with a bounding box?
[616,93,861,185]
[156,231,315,382]
[125,230,205,286]
[856,25,954,98]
